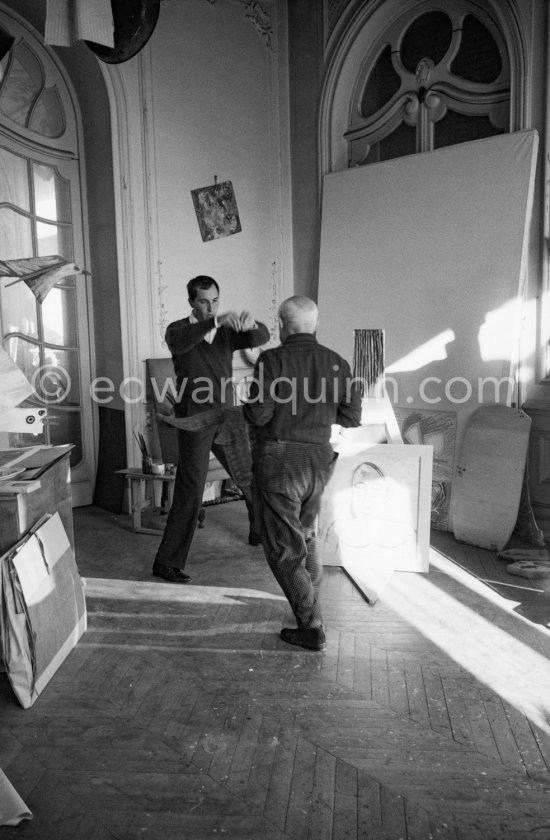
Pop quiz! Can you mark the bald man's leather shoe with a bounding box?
[280,627,326,651]
[152,564,191,583]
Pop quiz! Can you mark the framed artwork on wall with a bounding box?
[191,180,242,242]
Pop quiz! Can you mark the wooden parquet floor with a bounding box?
[2,502,550,839]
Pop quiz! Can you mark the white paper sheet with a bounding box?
[0,347,34,410]
[0,769,32,826]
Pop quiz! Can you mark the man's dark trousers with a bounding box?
[155,411,254,569]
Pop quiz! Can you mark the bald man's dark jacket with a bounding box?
[243,333,361,444]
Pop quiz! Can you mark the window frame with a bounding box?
[0,5,96,505]
[344,3,512,166]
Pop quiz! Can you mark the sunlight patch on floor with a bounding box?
[81,622,280,638]
[83,577,286,604]
[378,547,550,732]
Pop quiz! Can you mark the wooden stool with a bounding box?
[116,468,209,534]
[117,468,175,534]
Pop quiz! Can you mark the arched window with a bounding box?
[345,2,511,166]
[0,8,95,505]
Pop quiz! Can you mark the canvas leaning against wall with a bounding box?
[317,130,539,442]
[394,407,457,531]
[319,441,433,575]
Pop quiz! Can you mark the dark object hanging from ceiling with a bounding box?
[85,0,160,64]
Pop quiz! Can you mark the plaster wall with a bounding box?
[0,0,293,475]
[147,0,291,351]
[287,0,324,299]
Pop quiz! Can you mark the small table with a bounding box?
[117,468,175,535]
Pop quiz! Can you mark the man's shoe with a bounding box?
[152,564,191,583]
[280,627,326,651]
[248,531,262,546]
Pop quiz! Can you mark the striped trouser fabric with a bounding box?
[252,440,337,629]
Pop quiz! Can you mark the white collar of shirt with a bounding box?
[189,310,217,344]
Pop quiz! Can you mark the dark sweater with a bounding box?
[165,316,269,414]
[243,333,361,443]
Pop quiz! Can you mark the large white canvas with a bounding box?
[318,131,538,427]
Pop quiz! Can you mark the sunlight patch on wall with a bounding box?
[478,296,523,363]
[519,297,538,363]
[386,329,455,373]
[541,287,550,354]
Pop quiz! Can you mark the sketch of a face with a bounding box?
[350,461,389,518]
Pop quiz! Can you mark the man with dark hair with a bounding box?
[152,275,269,583]
[244,296,361,651]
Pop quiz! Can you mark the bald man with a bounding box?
[243,296,361,651]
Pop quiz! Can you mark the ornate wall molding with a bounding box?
[239,0,272,48]
[156,260,169,346]
[198,0,273,49]
[268,260,281,344]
